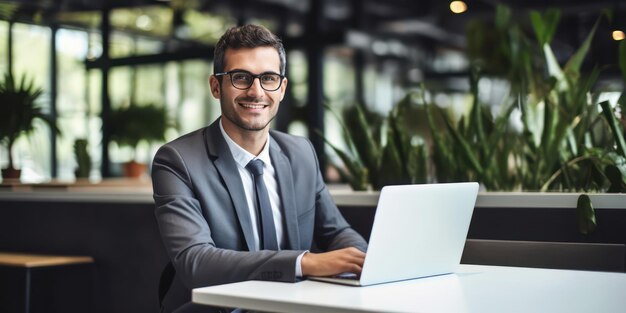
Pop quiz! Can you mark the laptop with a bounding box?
[309,182,479,286]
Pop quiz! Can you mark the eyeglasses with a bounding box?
[215,70,285,91]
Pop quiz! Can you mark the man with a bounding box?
[152,24,367,312]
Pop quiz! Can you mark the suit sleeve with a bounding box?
[152,144,303,289]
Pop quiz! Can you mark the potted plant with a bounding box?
[74,138,92,179]
[0,72,57,180]
[108,103,167,178]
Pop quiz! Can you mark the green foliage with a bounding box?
[530,8,561,46]
[325,6,625,234]
[467,5,535,91]
[425,69,520,190]
[108,104,167,149]
[347,103,382,187]
[465,5,624,232]
[375,95,429,189]
[600,101,626,157]
[0,72,57,170]
[576,194,597,235]
[322,97,428,190]
[74,139,91,178]
[465,4,613,193]
[600,101,626,192]
[317,103,371,191]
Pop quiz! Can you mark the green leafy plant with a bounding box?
[318,103,372,191]
[467,5,612,192]
[326,6,624,235]
[321,96,428,190]
[464,5,621,233]
[108,104,167,177]
[424,69,520,191]
[0,72,57,176]
[108,104,167,158]
[376,95,429,189]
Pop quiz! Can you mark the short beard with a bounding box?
[221,94,276,132]
[222,112,274,131]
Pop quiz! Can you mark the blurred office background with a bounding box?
[2,2,626,313]
[0,0,624,183]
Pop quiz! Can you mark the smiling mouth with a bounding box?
[239,102,268,109]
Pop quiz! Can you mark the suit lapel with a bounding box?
[205,120,256,252]
[269,136,300,250]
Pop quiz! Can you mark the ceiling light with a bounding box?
[612,30,625,41]
[450,1,467,14]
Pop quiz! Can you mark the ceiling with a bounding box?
[2,1,620,30]
[1,0,623,76]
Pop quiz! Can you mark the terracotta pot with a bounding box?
[1,167,21,180]
[123,161,147,178]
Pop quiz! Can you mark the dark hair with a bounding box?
[213,24,286,76]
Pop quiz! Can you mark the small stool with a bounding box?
[0,252,95,313]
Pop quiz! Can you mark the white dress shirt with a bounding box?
[219,120,305,276]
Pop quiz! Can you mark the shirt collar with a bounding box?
[219,118,272,168]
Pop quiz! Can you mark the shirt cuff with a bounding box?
[295,251,308,277]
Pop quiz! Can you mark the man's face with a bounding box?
[210,47,287,134]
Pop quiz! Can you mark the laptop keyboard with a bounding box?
[333,272,360,280]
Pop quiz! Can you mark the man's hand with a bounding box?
[301,247,366,277]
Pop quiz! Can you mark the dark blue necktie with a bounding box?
[246,159,279,250]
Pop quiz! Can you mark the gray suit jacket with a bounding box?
[152,119,367,289]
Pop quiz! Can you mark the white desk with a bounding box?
[193,264,626,313]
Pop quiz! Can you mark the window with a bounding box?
[8,23,52,182]
[0,21,7,75]
[56,28,90,180]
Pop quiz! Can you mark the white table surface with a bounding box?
[192,264,626,313]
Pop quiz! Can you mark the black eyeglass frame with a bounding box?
[214,70,285,91]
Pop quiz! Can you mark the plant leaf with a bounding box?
[543,43,565,86]
[605,164,626,193]
[351,103,381,183]
[576,194,596,235]
[323,103,359,158]
[495,5,511,31]
[316,129,369,191]
[440,108,485,177]
[600,100,626,156]
[564,18,599,76]
[605,152,626,193]
[423,90,459,182]
[530,9,560,46]
[619,40,626,84]
[375,126,407,189]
